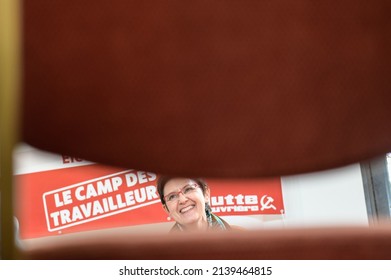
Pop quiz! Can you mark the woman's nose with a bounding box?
[178,192,188,203]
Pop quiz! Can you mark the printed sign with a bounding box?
[43,170,158,232]
[15,164,169,239]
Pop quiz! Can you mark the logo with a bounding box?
[210,193,280,214]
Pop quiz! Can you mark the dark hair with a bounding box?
[157,176,208,206]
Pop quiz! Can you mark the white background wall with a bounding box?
[281,163,368,227]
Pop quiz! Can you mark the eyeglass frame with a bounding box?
[163,183,201,203]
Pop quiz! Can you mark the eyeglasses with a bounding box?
[164,184,200,203]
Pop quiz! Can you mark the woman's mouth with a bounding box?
[180,205,195,214]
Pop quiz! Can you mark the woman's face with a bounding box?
[163,178,210,230]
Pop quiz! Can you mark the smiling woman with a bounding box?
[157,177,232,232]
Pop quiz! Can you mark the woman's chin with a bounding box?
[180,214,202,228]
[180,214,199,225]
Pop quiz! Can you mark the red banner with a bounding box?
[15,163,284,239]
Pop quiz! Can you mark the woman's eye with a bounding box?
[167,194,177,201]
[184,186,195,194]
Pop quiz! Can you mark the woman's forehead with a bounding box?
[164,178,195,193]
